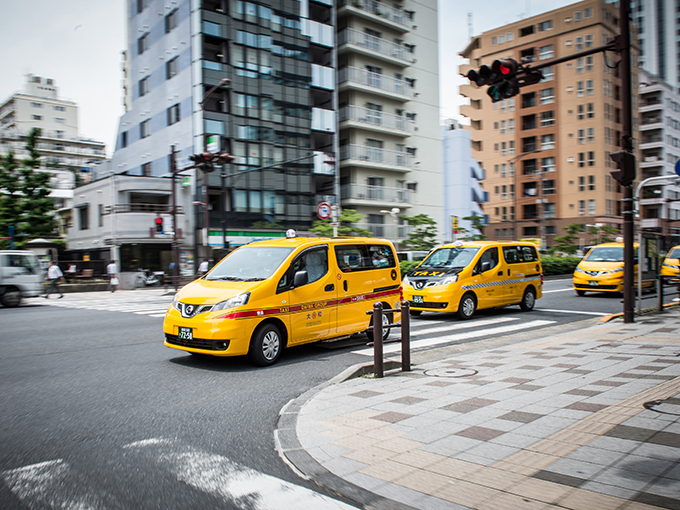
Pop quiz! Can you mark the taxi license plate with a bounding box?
[589,281,599,287]
[178,327,193,340]
[413,295,424,304]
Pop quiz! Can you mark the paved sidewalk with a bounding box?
[278,309,680,510]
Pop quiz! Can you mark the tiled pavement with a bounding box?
[277,309,680,510]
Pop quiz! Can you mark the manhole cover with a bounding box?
[424,367,478,378]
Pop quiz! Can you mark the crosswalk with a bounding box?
[34,294,173,318]
[1,438,357,510]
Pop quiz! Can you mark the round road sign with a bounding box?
[317,202,332,220]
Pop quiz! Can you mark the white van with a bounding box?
[0,251,44,307]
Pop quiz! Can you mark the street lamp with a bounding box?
[380,207,400,242]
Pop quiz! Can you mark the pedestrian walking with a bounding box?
[107,260,119,293]
[196,259,209,277]
[44,261,64,299]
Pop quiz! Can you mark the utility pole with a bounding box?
[618,0,635,323]
[170,145,179,291]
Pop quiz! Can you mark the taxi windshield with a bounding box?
[205,246,294,281]
[420,247,479,269]
[668,248,680,260]
[584,247,624,262]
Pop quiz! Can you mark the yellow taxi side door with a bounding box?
[471,247,503,309]
[334,244,373,336]
[286,247,337,345]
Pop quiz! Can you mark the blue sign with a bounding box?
[675,159,680,177]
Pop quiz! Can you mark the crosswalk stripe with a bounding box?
[535,308,608,316]
[352,319,557,356]
[410,316,517,335]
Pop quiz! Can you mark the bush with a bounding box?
[541,256,581,275]
[399,260,420,277]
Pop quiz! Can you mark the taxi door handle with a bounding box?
[508,269,511,276]
[325,284,334,292]
[343,280,348,292]
[497,271,503,276]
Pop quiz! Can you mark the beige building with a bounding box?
[337,0,442,247]
[460,0,632,249]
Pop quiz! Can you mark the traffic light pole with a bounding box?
[170,145,179,292]
[618,0,635,323]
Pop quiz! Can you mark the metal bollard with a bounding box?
[373,302,383,378]
[658,277,664,313]
[401,300,410,372]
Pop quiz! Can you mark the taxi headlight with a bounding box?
[213,292,250,311]
[602,267,624,275]
[171,294,180,310]
[402,275,411,286]
[663,262,679,270]
[440,275,459,285]
[575,267,587,274]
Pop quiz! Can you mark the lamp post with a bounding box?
[380,207,400,243]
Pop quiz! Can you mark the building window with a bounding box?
[522,115,536,130]
[538,45,554,60]
[541,134,555,150]
[587,103,594,118]
[587,127,595,143]
[30,102,42,108]
[588,199,596,215]
[579,176,586,191]
[98,204,104,227]
[575,10,582,21]
[142,162,152,176]
[575,36,583,50]
[578,129,585,144]
[138,33,149,55]
[538,20,553,31]
[55,118,65,124]
[543,180,555,195]
[139,76,149,97]
[588,175,596,190]
[522,92,536,108]
[542,66,554,81]
[121,131,128,148]
[167,104,180,125]
[585,8,593,18]
[165,9,179,33]
[166,57,179,80]
[586,56,594,72]
[577,58,584,74]
[540,88,554,104]
[55,130,64,139]
[588,151,595,166]
[578,104,585,120]
[140,119,151,138]
[578,153,585,168]
[137,0,147,13]
[585,34,593,48]
[546,225,556,235]
[541,110,555,127]
[544,203,555,218]
[54,105,65,112]
[541,157,555,172]
[31,114,42,120]
[586,79,594,95]
[78,206,89,230]
[578,200,585,215]
[509,141,515,155]
[509,119,515,133]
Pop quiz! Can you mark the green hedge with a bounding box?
[541,256,581,275]
[399,261,420,277]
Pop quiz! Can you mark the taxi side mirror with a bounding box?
[481,261,491,273]
[293,270,308,288]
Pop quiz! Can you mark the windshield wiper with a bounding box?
[210,276,244,281]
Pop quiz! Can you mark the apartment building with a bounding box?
[0,75,107,235]
[441,121,487,241]
[459,0,630,249]
[336,0,441,247]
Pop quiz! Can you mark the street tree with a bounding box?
[402,213,438,251]
[310,208,373,237]
[589,224,619,244]
[0,128,56,248]
[459,213,487,241]
[551,223,583,255]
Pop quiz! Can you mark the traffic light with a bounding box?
[466,57,534,103]
[610,151,636,186]
[189,152,215,172]
[212,152,235,165]
[467,64,497,86]
[155,216,163,233]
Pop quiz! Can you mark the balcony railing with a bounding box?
[341,183,414,203]
[338,67,411,97]
[340,144,413,168]
[354,222,412,240]
[338,28,413,63]
[339,0,410,29]
[339,105,413,133]
[103,204,182,215]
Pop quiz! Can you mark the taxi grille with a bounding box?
[410,301,448,309]
[165,334,230,351]
[574,283,618,290]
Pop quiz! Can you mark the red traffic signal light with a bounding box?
[492,58,519,77]
[609,151,636,187]
[189,152,215,172]
[155,216,163,233]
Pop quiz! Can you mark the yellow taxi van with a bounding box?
[573,241,637,295]
[401,241,543,319]
[163,232,401,366]
[661,245,680,281]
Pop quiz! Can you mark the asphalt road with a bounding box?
[0,278,676,509]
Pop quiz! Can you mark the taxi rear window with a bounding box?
[335,244,396,272]
[502,245,539,264]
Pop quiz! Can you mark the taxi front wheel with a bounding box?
[249,323,282,367]
[457,293,477,320]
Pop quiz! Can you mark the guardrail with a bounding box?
[365,301,411,378]
[636,276,680,313]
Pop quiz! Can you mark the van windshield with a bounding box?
[205,246,294,281]
[419,247,479,269]
[584,247,624,262]
[668,248,680,260]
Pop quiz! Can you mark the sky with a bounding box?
[0,0,579,157]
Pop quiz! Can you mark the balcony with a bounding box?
[354,222,413,240]
[640,115,663,131]
[338,0,411,33]
[338,28,413,66]
[103,203,182,215]
[311,64,335,90]
[311,108,336,132]
[301,19,333,48]
[339,105,413,136]
[340,183,414,205]
[340,144,413,171]
[338,66,411,101]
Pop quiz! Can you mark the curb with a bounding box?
[275,360,418,510]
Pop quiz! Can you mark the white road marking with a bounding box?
[542,288,576,293]
[125,439,358,510]
[410,316,518,335]
[535,308,608,316]
[352,319,557,356]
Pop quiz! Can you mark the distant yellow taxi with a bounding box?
[163,232,401,366]
[573,242,633,295]
[661,245,680,281]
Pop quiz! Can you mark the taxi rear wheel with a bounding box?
[520,287,536,311]
[409,310,422,316]
[249,323,282,367]
[366,310,391,343]
[457,293,476,320]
